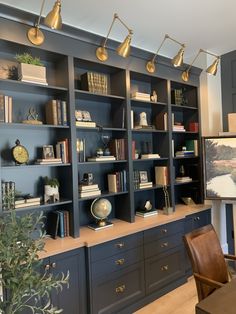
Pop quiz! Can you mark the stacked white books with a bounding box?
[175,176,192,183]
[138,181,153,189]
[36,158,62,164]
[76,121,96,128]
[141,153,160,159]
[136,209,158,218]
[79,184,101,198]
[173,124,186,132]
[131,91,150,101]
[87,155,116,162]
[15,196,41,209]
[175,150,194,157]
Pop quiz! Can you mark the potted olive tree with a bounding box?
[0,211,69,314]
[15,52,48,85]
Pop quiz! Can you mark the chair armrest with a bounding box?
[224,254,236,261]
[194,273,224,289]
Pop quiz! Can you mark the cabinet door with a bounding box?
[50,249,87,314]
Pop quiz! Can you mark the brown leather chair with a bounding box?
[183,224,236,301]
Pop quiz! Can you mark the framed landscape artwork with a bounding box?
[203,136,236,199]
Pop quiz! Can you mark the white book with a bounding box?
[79,184,99,191]
[141,154,160,159]
[87,156,116,162]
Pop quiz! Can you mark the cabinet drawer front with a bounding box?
[90,232,143,262]
[144,232,183,258]
[145,248,185,295]
[91,246,144,279]
[144,220,184,243]
[92,262,145,314]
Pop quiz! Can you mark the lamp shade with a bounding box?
[206,58,219,76]
[116,34,132,58]
[172,47,184,67]
[96,47,108,62]
[146,61,156,73]
[181,70,189,82]
[44,0,62,30]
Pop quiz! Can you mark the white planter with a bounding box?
[18,63,48,85]
[44,185,59,203]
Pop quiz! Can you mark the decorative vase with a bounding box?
[44,185,59,203]
[18,63,48,85]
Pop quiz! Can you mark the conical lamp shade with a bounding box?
[172,47,184,67]
[206,58,219,76]
[181,70,189,82]
[44,0,62,30]
[116,34,132,58]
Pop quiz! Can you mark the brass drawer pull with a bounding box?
[161,228,168,234]
[161,242,168,248]
[116,242,125,248]
[115,258,125,265]
[161,265,169,271]
[44,264,50,271]
[115,284,126,293]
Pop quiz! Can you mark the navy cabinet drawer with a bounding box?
[91,246,144,279]
[92,262,145,314]
[145,247,185,295]
[90,232,143,262]
[144,220,184,244]
[144,232,183,258]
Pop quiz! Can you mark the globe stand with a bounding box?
[88,220,113,231]
[88,198,114,231]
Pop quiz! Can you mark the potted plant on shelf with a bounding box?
[15,52,48,85]
[0,211,69,314]
[44,176,60,203]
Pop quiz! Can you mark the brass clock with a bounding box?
[12,139,29,165]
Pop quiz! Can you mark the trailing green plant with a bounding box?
[0,211,69,314]
[44,177,60,188]
[15,53,44,66]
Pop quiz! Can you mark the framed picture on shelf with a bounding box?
[43,145,55,159]
[139,171,148,183]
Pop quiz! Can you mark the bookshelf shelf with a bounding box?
[132,129,167,133]
[75,89,125,101]
[131,99,167,107]
[1,163,71,169]
[78,190,129,201]
[133,157,169,162]
[171,104,198,110]
[174,180,199,186]
[0,123,69,129]
[78,160,127,165]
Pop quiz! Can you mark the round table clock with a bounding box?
[12,139,29,165]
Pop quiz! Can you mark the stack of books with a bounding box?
[56,139,69,163]
[141,153,160,159]
[80,71,108,94]
[136,209,158,218]
[87,155,116,162]
[173,124,186,132]
[107,170,127,192]
[15,196,41,209]
[79,184,101,198]
[0,94,13,123]
[138,181,153,189]
[175,176,192,183]
[47,210,70,239]
[175,150,195,157]
[109,138,127,160]
[36,158,62,165]
[131,91,150,101]
[76,120,96,128]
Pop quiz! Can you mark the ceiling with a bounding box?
[1,0,236,62]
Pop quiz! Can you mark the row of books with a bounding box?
[80,71,108,95]
[56,139,70,163]
[109,138,127,160]
[45,99,67,125]
[1,181,15,210]
[78,184,101,198]
[0,94,13,123]
[47,210,70,239]
[107,170,128,193]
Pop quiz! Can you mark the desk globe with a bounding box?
[90,198,113,230]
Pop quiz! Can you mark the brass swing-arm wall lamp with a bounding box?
[181,49,220,82]
[146,34,185,73]
[27,0,62,46]
[96,13,133,62]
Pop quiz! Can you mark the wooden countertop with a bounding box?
[39,204,211,259]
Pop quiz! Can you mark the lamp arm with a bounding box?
[102,14,117,48]
[168,35,185,48]
[116,15,133,34]
[185,49,202,73]
[201,49,220,59]
[35,0,46,28]
[152,34,169,63]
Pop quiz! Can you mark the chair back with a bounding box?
[183,224,229,301]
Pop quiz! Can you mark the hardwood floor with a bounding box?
[134,277,198,314]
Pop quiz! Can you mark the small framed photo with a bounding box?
[43,145,55,159]
[139,171,148,183]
